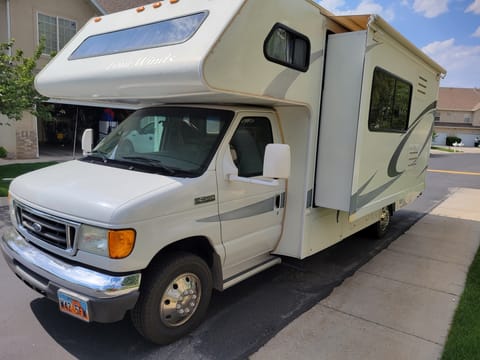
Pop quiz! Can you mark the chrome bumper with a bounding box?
[1,226,141,298]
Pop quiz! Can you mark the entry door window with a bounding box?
[230,117,273,177]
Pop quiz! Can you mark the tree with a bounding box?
[0,39,52,121]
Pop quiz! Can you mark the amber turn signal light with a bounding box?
[108,229,136,259]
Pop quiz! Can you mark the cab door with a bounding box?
[216,112,286,276]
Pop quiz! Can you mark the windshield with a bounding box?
[87,107,233,177]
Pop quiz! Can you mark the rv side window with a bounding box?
[264,24,310,72]
[368,67,412,133]
[69,12,208,60]
[230,118,273,177]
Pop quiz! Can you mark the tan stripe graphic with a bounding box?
[428,169,480,176]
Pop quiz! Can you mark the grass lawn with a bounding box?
[0,162,57,197]
[442,247,480,359]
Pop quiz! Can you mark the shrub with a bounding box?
[446,136,462,146]
[0,146,7,158]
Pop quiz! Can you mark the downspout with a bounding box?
[6,0,12,55]
[89,0,107,15]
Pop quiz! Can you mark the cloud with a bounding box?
[466,0,480,14]
[474,26,480,37]
[422,38,455,57]
[316,0,395,21]
[412,0,449,18]
[422,38,480,87]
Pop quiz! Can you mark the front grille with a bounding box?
[15,203,79,251]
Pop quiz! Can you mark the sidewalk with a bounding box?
[252,187,480,360]
[430,145,480,155]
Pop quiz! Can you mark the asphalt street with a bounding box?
[0,151,479,360]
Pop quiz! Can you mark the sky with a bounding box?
[315,0,480,88]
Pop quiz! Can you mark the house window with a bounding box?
[464,114,472,123]
[264,23,310,72]
[38,13,77,54]
[434,111,440,122]
[368,67,412,133]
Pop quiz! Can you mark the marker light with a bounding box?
[136,6,145,12]
[94,17,102,22]
[170,0,179,4]
[153,2,162,8]
[108,229,136,259]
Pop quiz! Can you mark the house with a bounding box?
[96,0,147,13]
[433,87,480,147]
[0,0,107,159]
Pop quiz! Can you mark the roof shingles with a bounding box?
[438,87,480,111]
[96,0,149,14]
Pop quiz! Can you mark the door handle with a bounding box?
[274,193,285,209]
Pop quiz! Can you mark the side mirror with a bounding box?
[81,129,93,155]
[263,144,290,179]
[226,143,290,187]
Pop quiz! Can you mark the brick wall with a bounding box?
[16,130,38,159]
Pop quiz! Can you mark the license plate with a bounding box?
[58,289,90,322]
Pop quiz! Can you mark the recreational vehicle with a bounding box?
[1,0,446,344]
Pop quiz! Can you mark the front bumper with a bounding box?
[1,226,141,323]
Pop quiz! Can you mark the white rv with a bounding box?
[1,0,445,344]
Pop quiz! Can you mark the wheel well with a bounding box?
[147,236,223,290]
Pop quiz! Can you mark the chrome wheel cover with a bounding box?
[160,272,202,327]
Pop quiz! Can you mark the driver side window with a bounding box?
[230,117,273,177]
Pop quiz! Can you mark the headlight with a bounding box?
[77,225,109,257]
[77,225,136,259]
[8,193,17,227]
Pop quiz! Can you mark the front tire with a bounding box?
[131,252,213,345]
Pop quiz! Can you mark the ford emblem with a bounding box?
[32,222,43,233]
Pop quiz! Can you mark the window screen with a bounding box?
[38,13,77,54]
[58,18,77,49]
[69,12,208,60]
[264,24,310,72]
[368,67,412,132]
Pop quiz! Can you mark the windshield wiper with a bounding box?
[119,156,176,175]
[86,150,109,162]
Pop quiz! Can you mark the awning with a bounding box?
[326,14,447,76]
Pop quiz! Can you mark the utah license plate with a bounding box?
[58,289,90,322]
